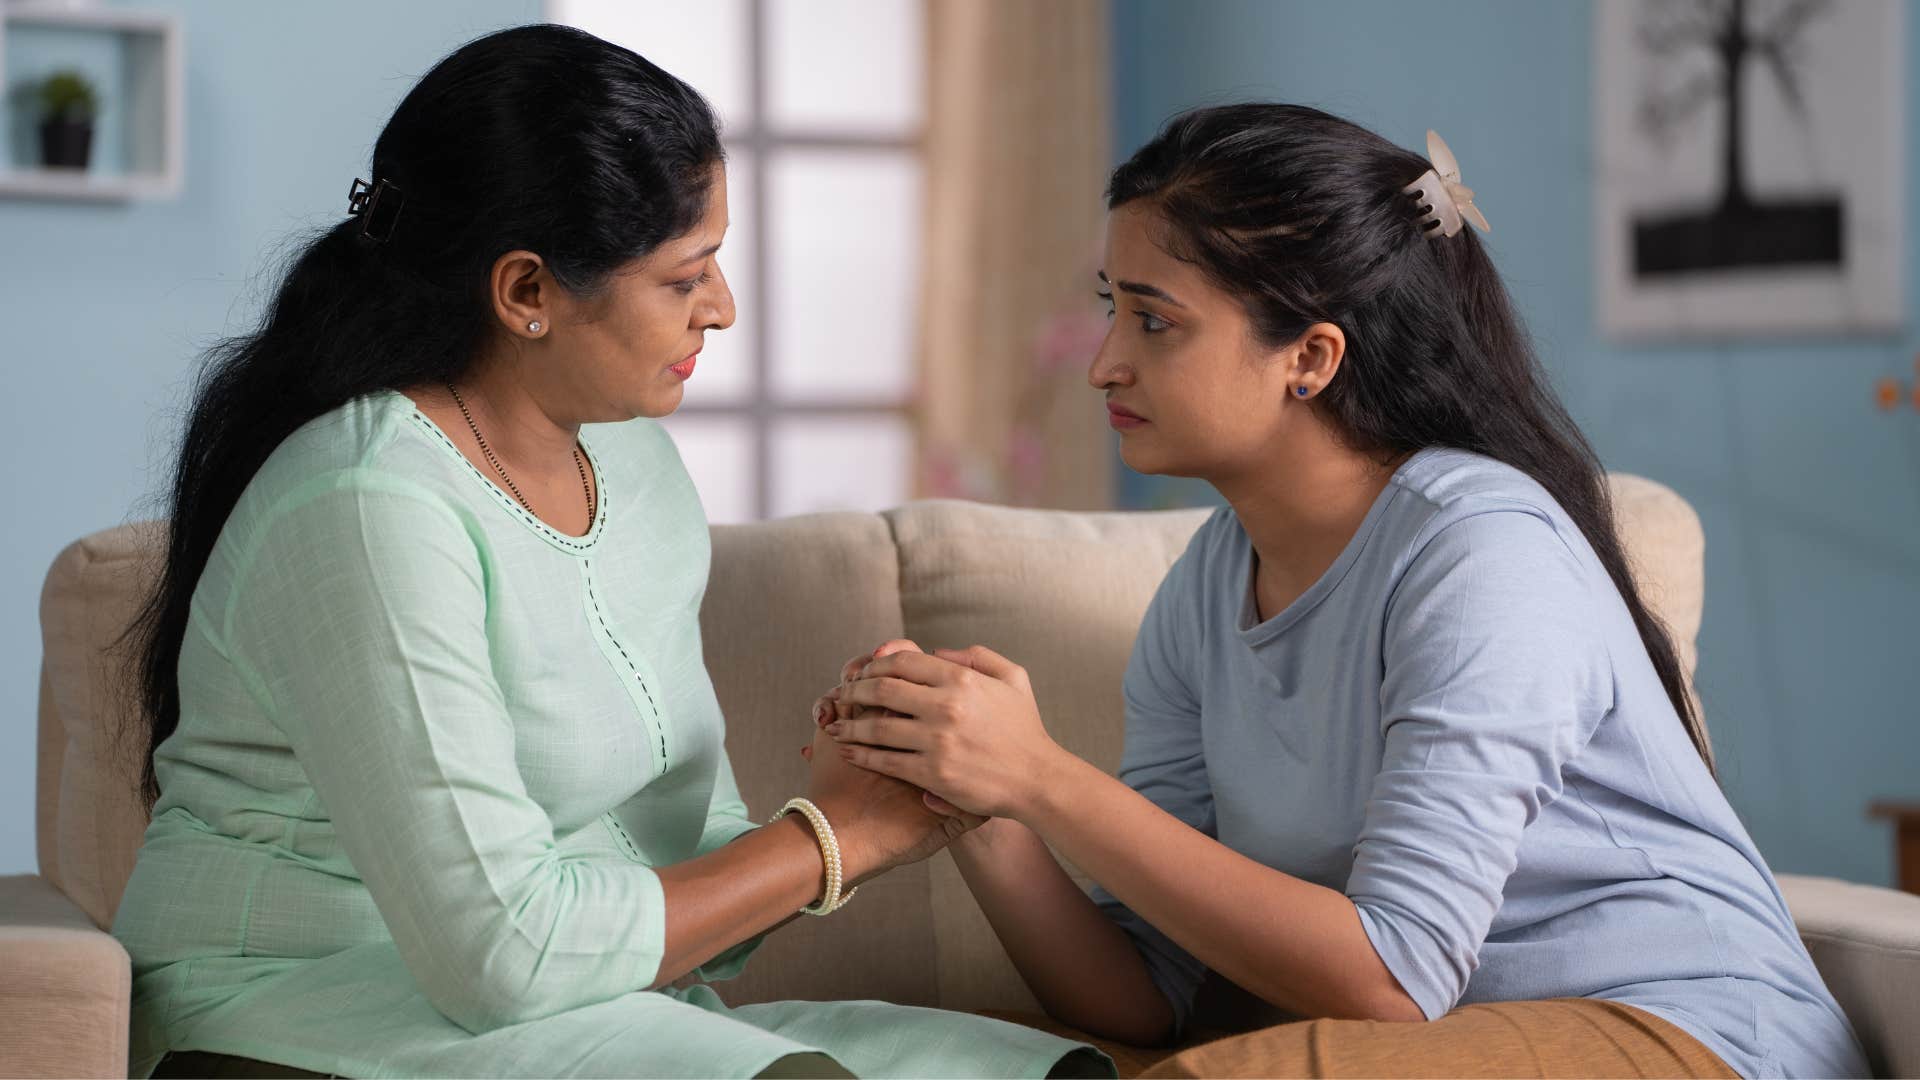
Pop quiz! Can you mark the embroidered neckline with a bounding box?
[383,389,609,555]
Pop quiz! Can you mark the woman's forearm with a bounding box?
[1020,755,1425,1024]
[648,812,823,988]
[948,818,1175,1046]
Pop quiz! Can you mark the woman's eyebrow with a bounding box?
[1097,269,1185,308]
[674,241,723,268]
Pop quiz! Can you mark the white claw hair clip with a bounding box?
[1402,130,1490,239]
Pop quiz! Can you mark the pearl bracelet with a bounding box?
[770,797,859,916]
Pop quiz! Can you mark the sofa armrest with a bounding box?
[1778,873,1920,1080]
[0,874,129,1078]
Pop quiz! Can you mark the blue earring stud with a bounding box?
[1296,386,1309,397]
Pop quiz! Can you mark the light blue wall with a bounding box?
[0,1,537,874]
[1111,0,1920,885]
[5,0,1913,891]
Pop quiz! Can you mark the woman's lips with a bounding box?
[669,354,698,379]
[1107,403,1147,430]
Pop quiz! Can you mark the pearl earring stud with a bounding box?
[527,320,542,334]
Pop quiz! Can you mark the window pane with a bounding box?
[766,0,923,136]
[768,150,922,403]
[683,147,756,405]
[657,415,756,524]
[553,0,751,133]
[770,414,913,518]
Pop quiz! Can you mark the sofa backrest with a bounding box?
[36,476,1706,1006]
[36,522,163,933]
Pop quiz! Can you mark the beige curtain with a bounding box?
[914,0,1113,510]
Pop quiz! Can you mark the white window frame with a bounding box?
[548,0,924,521]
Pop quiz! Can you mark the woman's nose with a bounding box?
[1087,336,1130,389]
[705,266,737,331]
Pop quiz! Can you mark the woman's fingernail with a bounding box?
[838,746,855,759]
[825,721,843,735]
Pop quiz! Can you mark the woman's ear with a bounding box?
[489,249,553,340]
[1288,322,1347,398]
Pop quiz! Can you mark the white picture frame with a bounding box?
[1594,0,1905,339]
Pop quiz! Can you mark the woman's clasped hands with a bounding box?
[795,645,988,885]
[812,639,1072,824]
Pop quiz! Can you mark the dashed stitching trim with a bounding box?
[583,559,668,771]
[403,410,608,553]
[603,813,645,862]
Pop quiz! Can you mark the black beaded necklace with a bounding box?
[445,382,595,527]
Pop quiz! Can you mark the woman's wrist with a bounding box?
[806,797,881,884]
[951,813,1013,849]
[1012,747,1101,833]
[948,815,1026,866]
[772,798,860,915]
[760,808,836,911]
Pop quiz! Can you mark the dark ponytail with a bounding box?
[1109,104,1714,771]
[119,24,726,807]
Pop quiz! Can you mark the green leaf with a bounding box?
[36,69,99,120]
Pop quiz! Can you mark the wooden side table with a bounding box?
[1867,801,1920,894]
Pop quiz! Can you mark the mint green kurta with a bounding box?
[111,389,1104,1079]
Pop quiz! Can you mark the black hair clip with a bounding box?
[347,177,406,243]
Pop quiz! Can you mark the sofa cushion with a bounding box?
[1606,473,1713,766]
[886,500,1213,777]
[1607,473,1704,681]
[1778,873,1920,1079]
[36,524,162,930]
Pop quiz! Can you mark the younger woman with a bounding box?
[826,105,1866,1079]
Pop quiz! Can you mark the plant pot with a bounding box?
[38,117,94,170]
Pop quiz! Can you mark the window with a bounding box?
[549,0,924,522]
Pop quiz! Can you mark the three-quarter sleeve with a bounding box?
[1350,508,1614,1020]
[687,750,766,982]
[223,470,675,1033]
[1090,544,1215,1034]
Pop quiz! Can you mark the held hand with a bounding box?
[814,638,925,728]
[830,645,1066,820]
[810,639,971,818]
[806,639,918,757]
[803,711,978,883]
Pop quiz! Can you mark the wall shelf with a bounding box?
[0,1,183,201]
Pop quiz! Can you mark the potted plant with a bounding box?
[36,69,99,170]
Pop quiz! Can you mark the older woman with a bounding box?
[112,25,1105,1080]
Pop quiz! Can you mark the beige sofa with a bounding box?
[9,478,1919,1078]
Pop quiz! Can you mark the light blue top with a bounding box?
[1092,447,1866,1079]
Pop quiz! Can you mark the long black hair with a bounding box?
[119,24,726,806]
[1110,103,1713,770]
